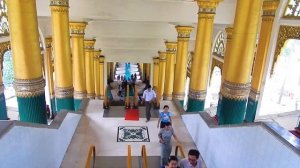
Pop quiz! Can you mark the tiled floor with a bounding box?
[60,100,203,168]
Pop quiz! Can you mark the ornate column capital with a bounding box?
[45,37,52,49]
[158,51,167,61]
[99,55,105,63]
[196,0,223,14]
[69,22,87,37]
[153,57,160,64]
[94,50,102,58]
[84,39,96,51]
[262,0,279,16]
[175,26,193,41]
[14,77,46,98]
[221,80,251,100]
[165,41,177,53]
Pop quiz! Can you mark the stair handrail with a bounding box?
[85,145,96,168]
[104,86,108,108]
[141,145,148,168]
[127,145,132,168]
[175,144,186,159]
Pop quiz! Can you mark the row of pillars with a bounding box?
[0,0,106,124]
[151,0,280,125]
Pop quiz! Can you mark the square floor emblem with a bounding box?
[117,126,150,142]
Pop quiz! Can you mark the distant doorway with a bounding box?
[206,66,222,109]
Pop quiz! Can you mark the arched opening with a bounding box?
[261,39,300,115]
[206,66,222,111]
[2,50,18,119]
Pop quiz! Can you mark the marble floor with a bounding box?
[60,100,204,168]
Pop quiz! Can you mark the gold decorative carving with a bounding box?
[249,88,260,101]
[197,0,223,12]
[221,80,251,100]
[163,94,172,100]
[84,39,96,50]
[272,25,300,75]
[262,0,279,16]
[45,37,52,48]
[55,86,73,98]
[50,0,69,7]
[153,57,159,64]
[172,92,185,100]
[158,51,167,61]
[74,91,87,99]
[99,55,105,63]
[14,77,45,98]
[176,26,193,41]
[188,89,206,100]
[87,93,95,99]
[69,22,87,36]
[165,41,177,53]
[0,83,3,94]
[50,6,69,12]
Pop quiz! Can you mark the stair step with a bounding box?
[94,156,161,168]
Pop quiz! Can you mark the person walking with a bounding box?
[180,149,202,168]
[161,156,180,168]
[157,105,172,128]
[158,122,180,167]
[142,85,156,122]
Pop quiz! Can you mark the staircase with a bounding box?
[94,156,161,168]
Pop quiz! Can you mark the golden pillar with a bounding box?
[8,0,47,123]
[152,57,160,89]
[50,0,74,111]
[107,62,111,82]
[245,0,279,122]
[163,42,177,100]
[173,26,193,102]
[187,0,222,112]
[216,27,233,118]
[219,0,263,125]
[94,50,101,99]
[99,55,105,99]
[69,22,87,110]
[139,63,144,80]
[84,39,96,99]
[45,37,56,113]
[157,52,167,106]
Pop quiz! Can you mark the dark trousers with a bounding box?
[145,101,152,120]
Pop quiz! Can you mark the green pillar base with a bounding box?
[17,94,47,124]
[179,100,184,107]
[245,97,258,122]
[74,99,82,111]
[50,98,56,113]
[216,96,222,118]
[187,98,204,112]
[56,97,74,112]
[0,93,8,120]
[219,96,247,125]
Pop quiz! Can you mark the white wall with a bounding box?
[0,113,81,168]
[182,114,300,168]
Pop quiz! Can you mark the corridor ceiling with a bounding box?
[36,0,237,62]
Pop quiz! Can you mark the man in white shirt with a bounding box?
[180,149,202,168]
[142,85,156,122]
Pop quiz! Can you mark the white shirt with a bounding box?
[142,89,156,101]
[180,158,202,168]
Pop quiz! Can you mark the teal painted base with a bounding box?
[187,98,204,112]
[245,98,258,122]
[56,97,74,112]
[17,94,47,124]
[216,96,222,118]
[179,100,184,107]
[218,97,247,125]
[0,93,8,120]
[50,98,56,113]
[74,99,82,111]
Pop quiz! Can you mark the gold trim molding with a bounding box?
[249,88,260,101]
[188,89,206,100]
[84,39,96,50]
[74,91,87,99]
[69,22,87,36]
[50,0,69,7]
[14,77,45,98]
[221,80,251,100]
[87,93,95,99]
[163,94,172,100]
[176,26,193,41]
[55,86,74,98]
[165,41,177,53]
[172,92,185,100]
[272,25,300,75]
